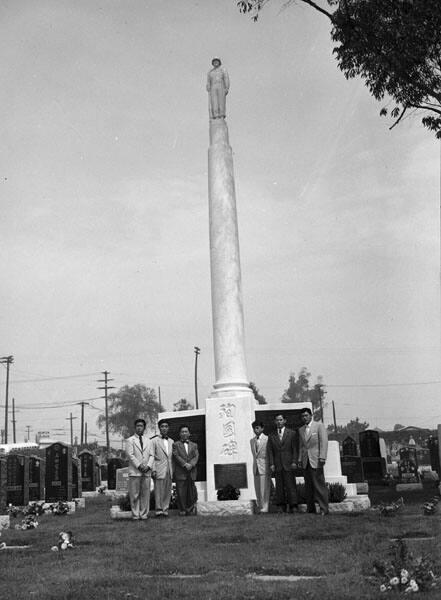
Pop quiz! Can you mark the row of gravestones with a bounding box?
[0,443,103,510]
[340,430,436,484]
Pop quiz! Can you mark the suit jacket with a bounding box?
[298,420,328,469]
[250,434,270,476]
[152,436,174,479]
[267,428,298,472]
[126,434,154,477]
[172,441,199,481]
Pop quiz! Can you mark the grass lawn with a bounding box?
[0,487,440,600]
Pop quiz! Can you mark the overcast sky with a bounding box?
[1,0,440,445]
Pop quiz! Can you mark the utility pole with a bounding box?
[194,346,200,409]
[78,401,89,445]
[332,400,337,433]
[158,386,162,406]
[0,355,14,444]
[97,371,115,454]
[25,425,31,442]
[66,413,78,446]
[11,397,17,443]
[317,383,325,424]
[85,422,88,444]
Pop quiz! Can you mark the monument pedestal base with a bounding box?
[205,392,256,502]
[197,500,254,516]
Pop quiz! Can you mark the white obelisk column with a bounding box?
[208,118,251,395]
[205,93,255,503]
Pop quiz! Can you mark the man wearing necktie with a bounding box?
[126,419,154,520]
[172,424,199,516]
[250,420,271,513]
[267,414,299,513]
[152,419,174,517]
[298,407,329,515]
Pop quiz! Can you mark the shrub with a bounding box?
[327,483,347,503]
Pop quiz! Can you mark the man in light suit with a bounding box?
[298,408,329,515]
[126,418,154,520]
[152,419,174,517]
[250,420,271,514]
[267,414,298,513]
[172,424,199,516]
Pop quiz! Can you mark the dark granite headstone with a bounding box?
[359,430,381,458]
[79,450,95,492]
[214,463,248,489]
[45,443,73,502]
[95,462,101,486]
[72,457,82,498]
[342,436,358,457]
[341,456,364,483]
[399,447,418,465]
[6,454,25,506]
[398,458,419,482]
[107,458,123,490]
[28,456,45,502]
[0,458,7,511]
[362,458,386,481]
[427,437,440,474]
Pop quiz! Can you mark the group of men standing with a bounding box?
[251,409,329,515]
[126,419,199,520]
[126,407,329,519]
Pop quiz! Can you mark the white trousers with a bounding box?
[253,473,271,513]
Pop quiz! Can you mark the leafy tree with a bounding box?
[393,423,405,431]
[282,368,325,417]
[97,384,164,438]
[238,0,441,137]
[249,381,267,404]
[327,416,369,436]
[173,398,195,411]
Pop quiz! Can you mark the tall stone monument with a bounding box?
[157,60,313,509]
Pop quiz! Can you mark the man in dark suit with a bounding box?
[172,424,199,516]
[267,414,298,513]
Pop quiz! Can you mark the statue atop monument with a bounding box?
[206,57,230,119]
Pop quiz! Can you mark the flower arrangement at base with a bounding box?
[217,484,240,501]
[376,497,404,517]
[51,531,74,551]
[50,501,70,515]
[97,484,107,494]
[14,515,38,530]
[422,496,439,516]
[373,538,438,593]
[23,501,45,517]
[6,505,21,518]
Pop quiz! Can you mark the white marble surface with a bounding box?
[205,393,256,501]
[208,118,250,394]
[197,500,254,516]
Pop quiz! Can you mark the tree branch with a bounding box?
[298,0,333,21]
[389,107,408,130]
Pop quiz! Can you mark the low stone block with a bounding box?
[81,491,100,498]
[66,501,76,513]
[75,497,86,509]
[347,495,371,511]
[197,500,254,516]
[356,482,369,495]
[329,500,354,513]
[396,483,423,492]
[110,506,133,520]
[0,515,10,530]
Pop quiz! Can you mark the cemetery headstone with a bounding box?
[342,436,358,457]
[79,450,95,492]
[72,457,82,498]
[28,456,45,502]
[115,467,129,493]
[107,458,123,490]
[341,456,364,483]
[45,442,73,502]
[0,458,6,511]
[95,461,101,487]
[427,436,440,474]
[6,454,25,506]
[398,447,419,482]
[359,430,385,481]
